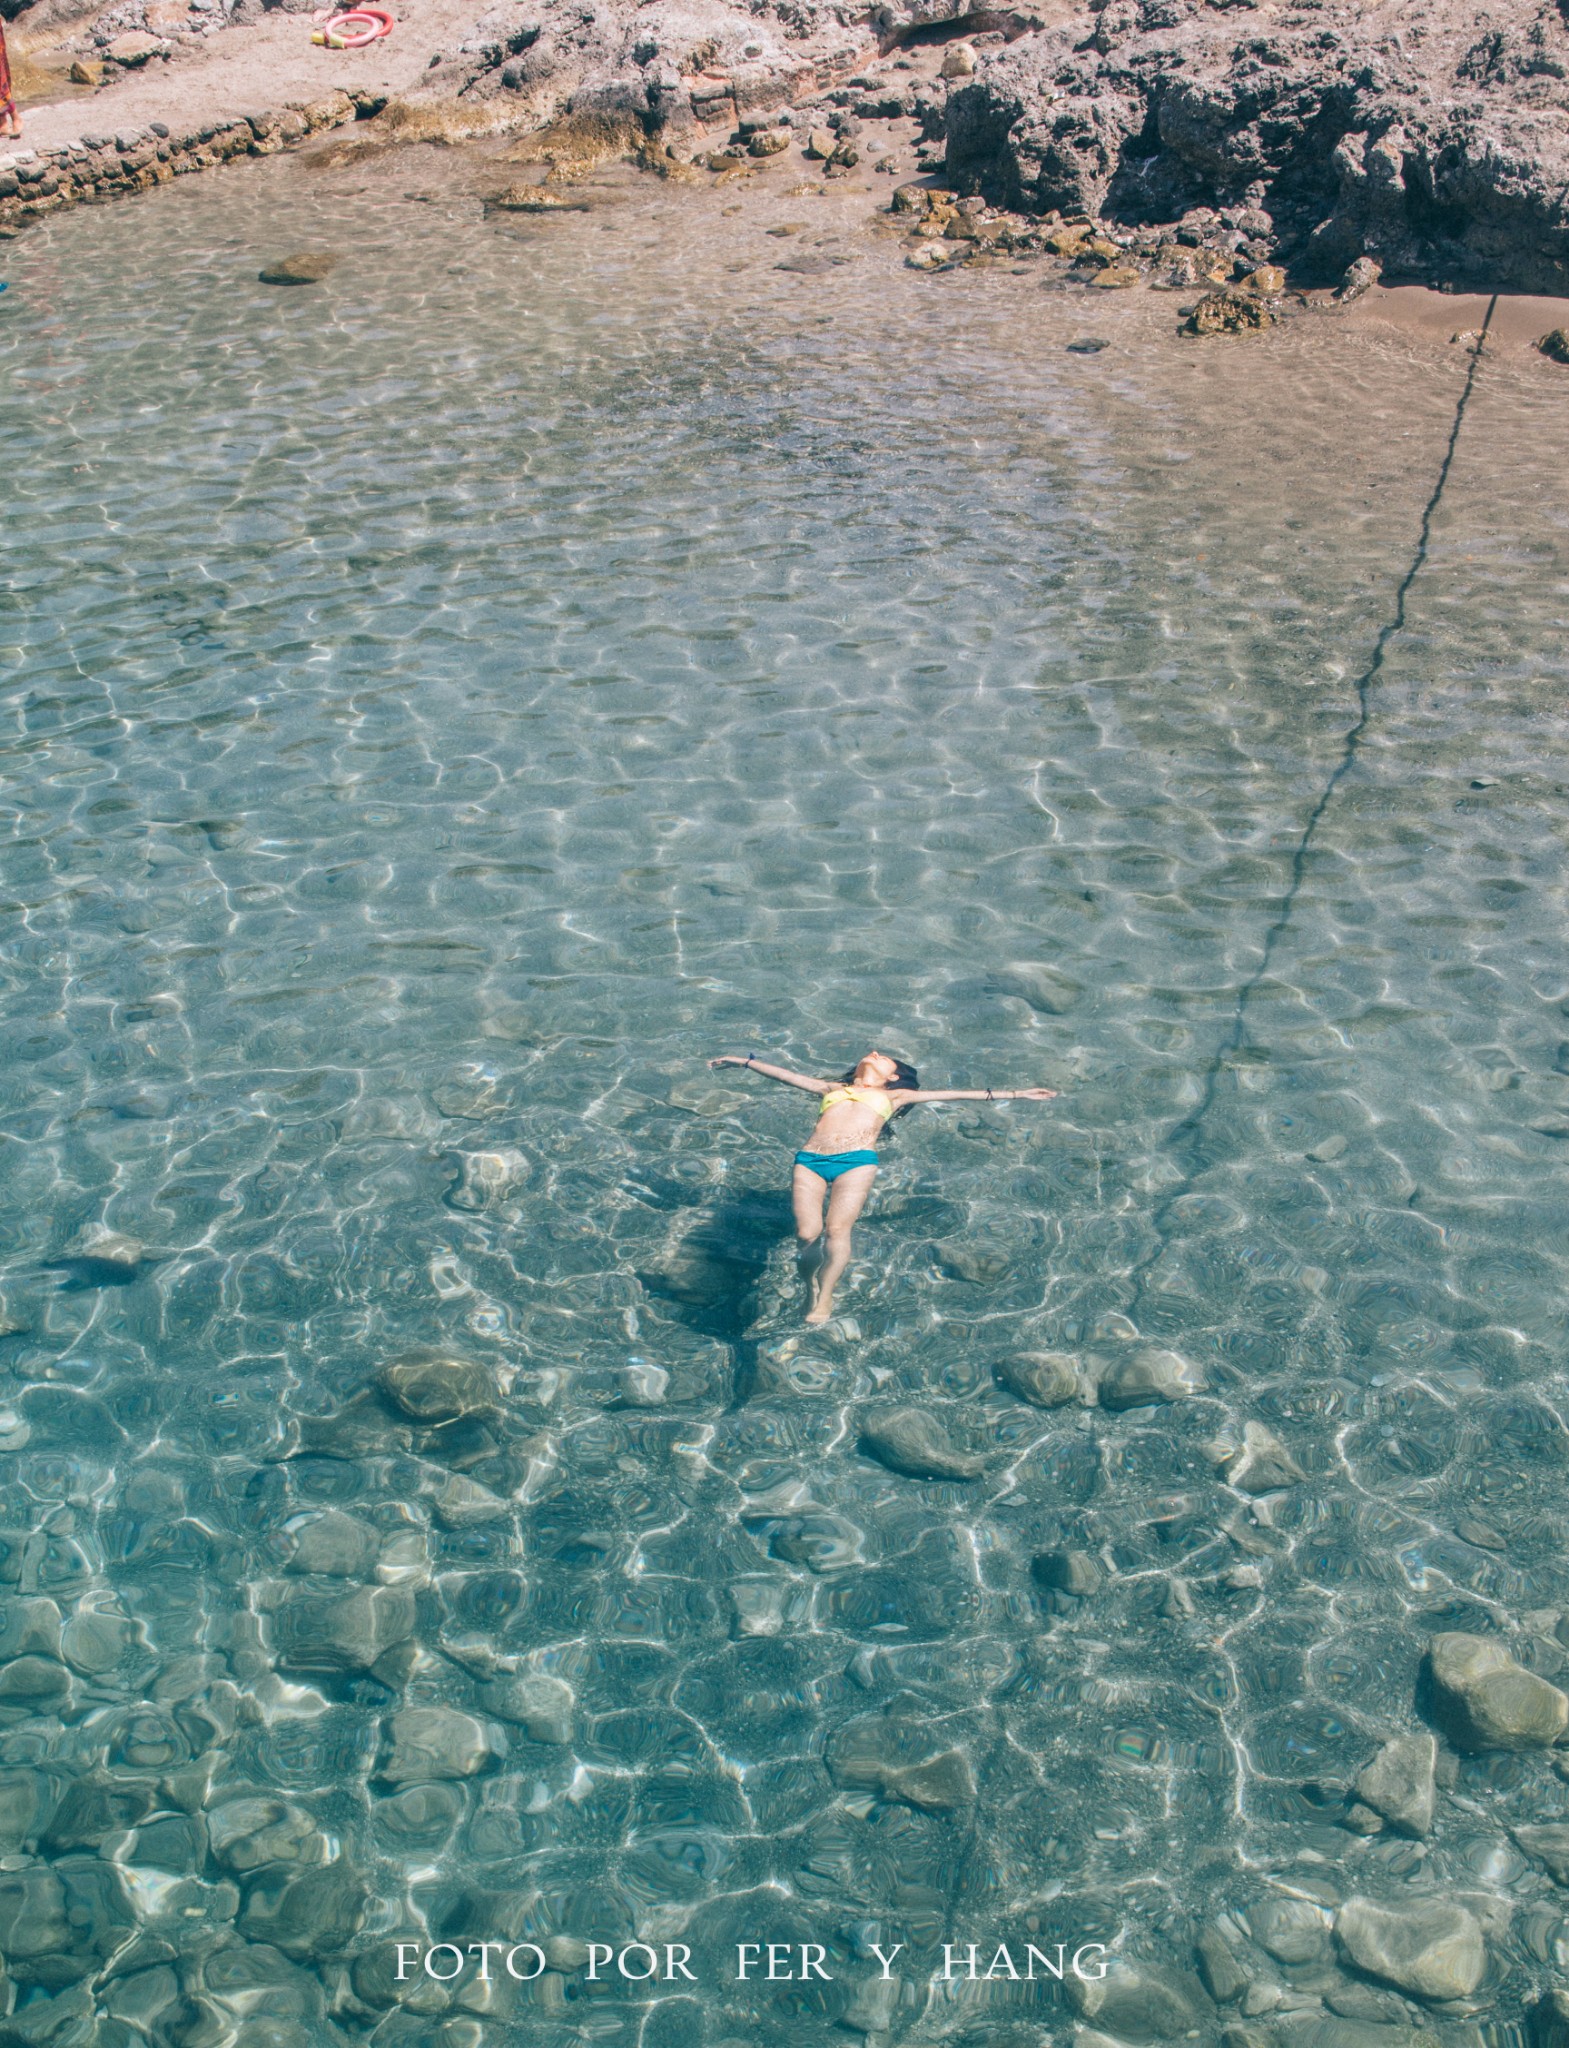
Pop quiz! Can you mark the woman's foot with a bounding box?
[804,1307,832,1326]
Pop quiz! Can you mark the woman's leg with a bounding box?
[791,1163,827,1250]
[805,1165,877,1324]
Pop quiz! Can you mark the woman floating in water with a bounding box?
[708,1049,1058,1324]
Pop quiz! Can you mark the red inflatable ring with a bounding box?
[322,7,392,45]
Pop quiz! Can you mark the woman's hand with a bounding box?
[708,1055,748,1070]
[1015,1087,1058,1100]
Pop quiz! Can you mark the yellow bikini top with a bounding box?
[820,1084,894,1125]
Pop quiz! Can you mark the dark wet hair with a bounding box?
[841,1054,920,1135]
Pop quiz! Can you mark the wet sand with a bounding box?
[1346,282,1569,351]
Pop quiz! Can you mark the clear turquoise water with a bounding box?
[3,145,1569,2040]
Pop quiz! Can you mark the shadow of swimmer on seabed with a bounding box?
[708,1047,1058,1326]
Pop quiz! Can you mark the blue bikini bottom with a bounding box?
[794,1149,879,1184]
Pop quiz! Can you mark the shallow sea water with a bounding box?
[3,144,1569,2044]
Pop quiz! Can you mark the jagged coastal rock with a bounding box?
[942,0,1569,292]
[430,0,1569,291]
[6,0,1568,294]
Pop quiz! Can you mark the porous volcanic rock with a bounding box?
[940,0,1569,291]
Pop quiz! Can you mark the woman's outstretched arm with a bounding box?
[709,1055,834,1093]
[896,1085,1058,1103]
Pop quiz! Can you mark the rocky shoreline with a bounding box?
[5,0,1569,306]
[0,87,368,223]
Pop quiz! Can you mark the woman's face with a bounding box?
[857,1051,900,1085]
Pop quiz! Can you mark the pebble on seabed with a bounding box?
[1422,1631,1569,1751]
[858,1405,983,1479]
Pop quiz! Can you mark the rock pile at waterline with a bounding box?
[6,0,1569,292]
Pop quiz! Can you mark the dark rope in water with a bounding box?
[1130,291,1499,1294]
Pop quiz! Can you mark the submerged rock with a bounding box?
[843,1975,900,2033]
[1531,1988,1569,2046]
[832,1746,976,1811]
[380,1705,504,1782]
[0,1595,62,1661]
[477,1672,575,1742]
[1248,1895,1330,1966]
[445,1148,530,1211]
[1098,1348,1200,1410]
[1032,1549,1103,1598]
[991,958,1073,1007]
[257,252,339,286]
[1355,1732,1437,1838]
[238,1864,369,1959]
[269,1583,416,1676]
[1067,1956,1201,2039]
[767,1512,867,1572]
[0,1860,135,1987]
[1540,329,1569,365]
[354,1937,457,2015]
[858,1407,982,1480]
[59,1226,151,1278]
[42,1775,156,1853]
[882,1751,976,1810]
[0,1655,70,1712]
[377,1350,498,1424]
[1335,1895,1485,2002]
[283,1510,380,1578]
[1211,1421,1305,1494]
[429,1471,512,1528]
[995,1351,1079,1407]
[1196,1923,1248,2005]
[1422,1631,1569,1751]
[614,1361,669,1408]
[208,1798,329,1875]
[1513,1822,1569,1885]
[487,187,588,213]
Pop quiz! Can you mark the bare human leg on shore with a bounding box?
[0,22,19,140]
